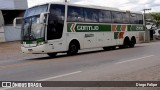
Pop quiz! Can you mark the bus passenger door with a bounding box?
[47,4,66,52]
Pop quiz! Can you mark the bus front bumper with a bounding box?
[21,44,50,54]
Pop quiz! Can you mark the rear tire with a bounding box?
[119,37,130,49]
[47,53,57,57]
[67,42,79,55]
[129,37,136,48]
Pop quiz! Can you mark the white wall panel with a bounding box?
[4,25,21,41]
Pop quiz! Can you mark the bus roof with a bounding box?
[29,2,142,14]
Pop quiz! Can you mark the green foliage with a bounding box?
[149,12,160,27]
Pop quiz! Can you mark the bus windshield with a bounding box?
[22,4,48,42]
[24,4,48,17]
[22,16,45,41]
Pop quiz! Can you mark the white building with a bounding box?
[0,0,28,42]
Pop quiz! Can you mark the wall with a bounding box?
[0,10,5,42]
[4,25,21,41]
[0,0,28,42]
[14,0,28,10]
[0,0,27,10]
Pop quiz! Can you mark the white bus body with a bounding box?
[14,2,145,57]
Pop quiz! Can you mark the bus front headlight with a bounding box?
[23,42,26,44]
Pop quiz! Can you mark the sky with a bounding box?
[27,0,160,12]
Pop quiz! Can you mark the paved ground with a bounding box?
[0,41,46,61]
[0,41,160,90]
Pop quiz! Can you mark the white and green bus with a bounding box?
[14,2,145,57]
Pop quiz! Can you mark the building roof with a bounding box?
[0,0,28,10]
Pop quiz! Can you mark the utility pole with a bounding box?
[143,8,151,43]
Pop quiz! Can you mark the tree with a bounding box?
[149,12,160,27]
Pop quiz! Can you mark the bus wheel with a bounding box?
[119,37,130,49]
[47,53,57,57]
[129,37,136,48]
[67,42,79,55]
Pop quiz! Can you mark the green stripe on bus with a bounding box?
[67,23,111,32]
[117,25,121,31]
[128,25,144,31]
[24,38,44,44]
[67,23,72,32]
[67,23,144,32]
[114,32,119,39]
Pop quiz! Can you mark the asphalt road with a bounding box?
[0,41,160,90]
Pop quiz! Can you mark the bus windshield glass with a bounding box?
[22,4,48,42]
[22,16,45,41]
[24,4,48,17]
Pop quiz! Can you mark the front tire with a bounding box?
[67,42,78,55]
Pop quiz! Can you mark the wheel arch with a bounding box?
[68,39,80,50]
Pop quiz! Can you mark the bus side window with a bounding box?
[136,14,143,24]
[130,13,137,24]
[111,12,123,23]
[67,6,84,22]
[47,4,65,40]
[84,8,99,22]
[99,10,111,23]
[122,12,129,24]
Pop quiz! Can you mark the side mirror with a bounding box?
[40,12,49,24]
[13,17,23,29]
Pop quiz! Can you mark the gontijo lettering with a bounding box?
[77,25,99,31]
[136,26,143,30]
